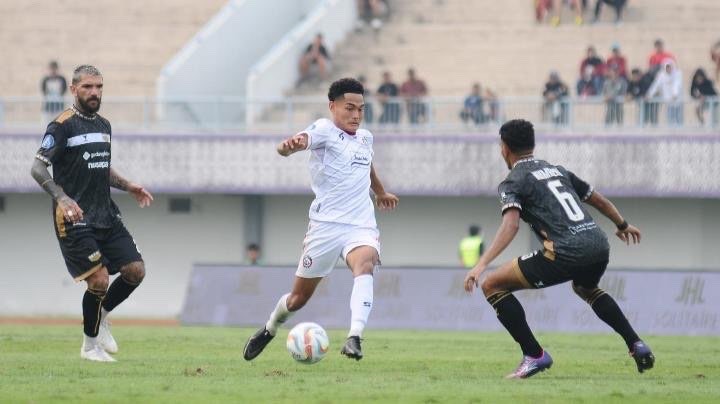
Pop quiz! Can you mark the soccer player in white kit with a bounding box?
[243,78,399,361]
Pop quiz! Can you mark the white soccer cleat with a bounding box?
[80,345,116,362]
[97,317,118,354]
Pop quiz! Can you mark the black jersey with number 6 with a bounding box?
[498,157,609,264]
[35,107,120,229]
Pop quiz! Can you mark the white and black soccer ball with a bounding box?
[286,322,329,364]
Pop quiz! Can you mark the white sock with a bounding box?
[348,274,373,338]
[83,335,98,350]
[265,293,292,336]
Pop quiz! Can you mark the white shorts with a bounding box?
[295,220,380,278]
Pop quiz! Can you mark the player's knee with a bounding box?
[86,268,109,292]
[120,261,145,285]
[480,276,499,297]
[571,282,593,301]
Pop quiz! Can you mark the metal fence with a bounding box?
[1,95,718,133]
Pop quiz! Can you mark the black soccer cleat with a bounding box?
[340,336,363,361]
[243,327,274,361]
[630,341,655,373]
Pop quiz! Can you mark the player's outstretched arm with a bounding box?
[370,164,398,210]
[276,133,309,157]
[30,158,84,223]
[464,209,520,293]
[109,168,153,208]
[585,190,641,245]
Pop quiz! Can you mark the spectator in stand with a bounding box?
[606,43,628,78]
[690,68,718,125]
[647,59,683,126]
[592,0,626,24]
[244,243,263,266]
[602,66,627,125]
[577,65,600,98]
[580,46,605,91]
[627,68,658,125]
[543,71,570,124]
[377,71,400,124]
[299,33,331,84]
[460,83,485,125]
[358,75,374,124]
[711,40,720,82]
[484,87,500,123]
[575,65,600,99]
[357,0,389,29]
[400,68,428,124]
[40,60,68,121]
[548,0,584,26]
[648,39,675,74]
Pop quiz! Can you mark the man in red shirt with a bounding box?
[648,39,675,72]
[606,43,628,79]
[400,68,428,124]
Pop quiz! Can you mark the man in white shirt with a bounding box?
[243,78,399,361]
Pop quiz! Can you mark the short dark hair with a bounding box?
[328,77,364,101]
[469,225,480,236]
[247,243,260,251]
[499,119,535,153]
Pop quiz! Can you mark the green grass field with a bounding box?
[1,325,718,403]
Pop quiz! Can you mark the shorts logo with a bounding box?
[302,255,313,268]
[88,251,102,262]
[520,251,538,261]
[40,134,55,150]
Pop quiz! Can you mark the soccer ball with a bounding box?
[286,322,329,364]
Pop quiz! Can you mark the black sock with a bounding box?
[590,292,640,350]
[102,275,141,312]
[83,288,106,337]
[487,291,543,357]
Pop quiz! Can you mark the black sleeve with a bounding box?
[60,77,68,95]
[41,77,48,95]
[498,177,523,214]
[564,168,593,201]
[35,122,68,165]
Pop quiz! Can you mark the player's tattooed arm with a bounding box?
[370,164,399,210]
[110,168,154,208]
[109,168,130,191]
[30,158,66,200]
[30,158,84,223]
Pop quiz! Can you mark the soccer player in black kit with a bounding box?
[464,119,654,379]
[30,65,153,362]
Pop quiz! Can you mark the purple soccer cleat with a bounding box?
[505,350,554,379]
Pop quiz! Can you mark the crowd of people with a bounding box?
[543,39,719,126]
[535,0,628,26]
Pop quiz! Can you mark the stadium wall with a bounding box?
[0,193,718,318]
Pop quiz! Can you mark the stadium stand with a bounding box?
[0,0,226,96]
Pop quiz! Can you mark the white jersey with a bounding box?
[301,118,376,227]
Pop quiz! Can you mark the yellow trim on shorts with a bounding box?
[74,263,103,282]
[55,205,66,238]
[511,258,532,289]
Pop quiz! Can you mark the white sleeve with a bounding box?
[304,119,332,150]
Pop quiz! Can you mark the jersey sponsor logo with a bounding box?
[302,255,313,268]
[83,151,110,160]
[67,132,110,147]
[531,167,563,181]
[88,161,109,169]
[88,251,102,262]
[40,134,55,149]
[568,222,598,234]
[350,152,371,167]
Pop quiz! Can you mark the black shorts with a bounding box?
[55,220,142,281]
[516,250,608,289]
